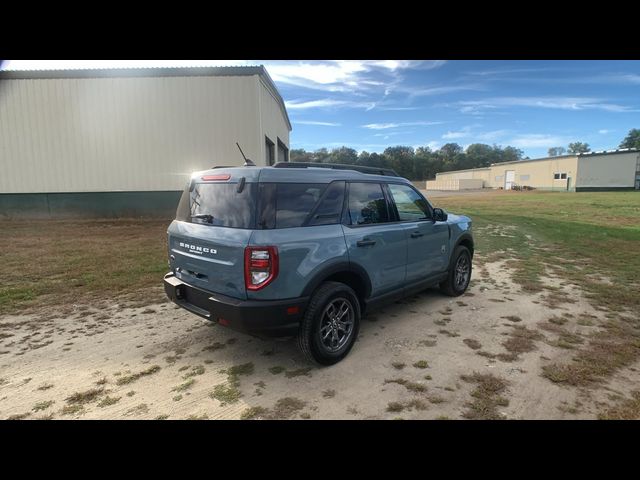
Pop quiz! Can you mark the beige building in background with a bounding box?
[0,66,291,217]
[426,149,640,192]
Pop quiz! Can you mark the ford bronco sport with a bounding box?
[164,162,473,365]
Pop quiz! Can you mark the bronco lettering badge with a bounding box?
[178,242,217,255]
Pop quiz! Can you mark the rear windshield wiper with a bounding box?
[191,214,214,223]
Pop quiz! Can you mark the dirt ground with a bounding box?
[2,251,637,420]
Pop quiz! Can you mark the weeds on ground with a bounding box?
[460,372,509,420]
[116,365,161,385]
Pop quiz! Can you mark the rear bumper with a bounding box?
[163,272,307,338]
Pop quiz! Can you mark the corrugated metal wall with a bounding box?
[0,74,289,194]
[259,78,290,164]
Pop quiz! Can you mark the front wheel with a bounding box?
[440,245,472,297]
[297,281,361,365]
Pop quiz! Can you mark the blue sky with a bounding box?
[3,60,640,158]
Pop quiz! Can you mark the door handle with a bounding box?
[410,231,424,238]
[356,239,376,247]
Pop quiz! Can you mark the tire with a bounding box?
[297,281,361,366]
[440,245,472,297]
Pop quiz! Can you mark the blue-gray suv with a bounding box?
[164,162,474,365]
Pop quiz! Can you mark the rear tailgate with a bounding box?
[168,221,251,299]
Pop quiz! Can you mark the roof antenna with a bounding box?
[236,142,255,166]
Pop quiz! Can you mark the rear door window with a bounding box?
[347,182,390,225]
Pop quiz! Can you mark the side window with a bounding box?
[387,184,431,222]
[347,182,390,225]
[307,181,345,226]
[275,183,325,228]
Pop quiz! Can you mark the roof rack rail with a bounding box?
[273,162,400,177]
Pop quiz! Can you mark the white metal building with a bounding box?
[0,66,291,217]
[426,149,640,192]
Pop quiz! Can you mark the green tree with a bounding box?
[439,143,463,163]
[567,142,591,154]
[328,147,358,164]
[548,146,566,157]
[383,146,415,178]
[465,144,494,167]
[619,128,640,149]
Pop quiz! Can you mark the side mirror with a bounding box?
[433,208,448,222]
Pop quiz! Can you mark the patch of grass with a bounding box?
[202,342,225,352]
[241,406,269,420]
[463,338,482,350]
[126,404,149,416]
[186,413,209,420]
[419,339,437,347]
[173,395,183,402]
[116,365,161,385]
[285,367,313,378]
[183,365,205,379]
[210,383,242,406]
[598,391,640,420]
[322,389,336,398]
[66,387,104,405]
[33,400,55,411]
[549,316,568,326]
[384,378,427,393]
[37,382,54,391]
[268,366,286,375]
[126,391,136,397]
[501,315,522,323]
[172,378,196,392]
[427,395,446,404]
[460,372,510,420]
[7,412,32,420]
[391,362,406,370]
[413,360,429,369]
[386,402,405,413]
[386,399,428,413]
[270,397,307,419]
[97,396,121,408]
[438,329,460,338]
[500,325,545,360]
[95,377,108,386]
[60,404,84,416]
[542,321,640,387]
[155,414,170,420]
[0,219,171,315]
[224,362,254,377]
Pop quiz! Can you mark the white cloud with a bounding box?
[441,124,508,142]
[504,134,572,149]
[455,96,637,113]
[285,99,375,110]
[425,141,442,150]
[598,129,611,134]
[295,120,341,127]
[362,121,444,130]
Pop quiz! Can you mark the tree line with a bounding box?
[289,128,640,181]
[548,129,640,157]
[290,143,525,181]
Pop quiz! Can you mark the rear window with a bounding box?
[257,182,345,229]
[176,182,257,229]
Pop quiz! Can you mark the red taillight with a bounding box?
[244,246,278,291]
[201,174,231,181]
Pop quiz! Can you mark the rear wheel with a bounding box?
[440,245,472,297]
[297,281,361,365]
